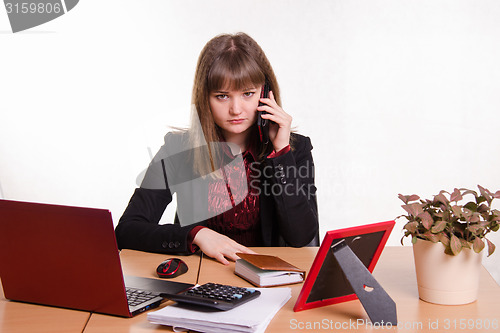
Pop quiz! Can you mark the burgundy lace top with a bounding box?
[187,145,290,251]
[206,149,262,246]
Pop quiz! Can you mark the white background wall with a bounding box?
[1,0,499,282]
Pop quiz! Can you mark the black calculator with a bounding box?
[161,282,261,311]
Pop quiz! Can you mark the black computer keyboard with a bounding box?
[161,282,261,311]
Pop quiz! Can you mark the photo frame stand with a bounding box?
[331,240,397,325]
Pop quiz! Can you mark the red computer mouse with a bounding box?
[156,258,188,278]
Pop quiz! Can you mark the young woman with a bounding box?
[115,32,319,265]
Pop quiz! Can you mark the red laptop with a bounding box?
[0,199,193,317]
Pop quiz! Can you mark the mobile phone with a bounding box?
[257,82,271,144]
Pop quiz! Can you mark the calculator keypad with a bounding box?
[186,283,256,301]
[162,282,261,310]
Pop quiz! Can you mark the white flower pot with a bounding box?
[412,238,483,305]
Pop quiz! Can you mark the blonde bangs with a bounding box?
[207,51,265,92]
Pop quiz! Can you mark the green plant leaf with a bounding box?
[467,225,483,235]
[478,185,492,206]
[418,211,434,230]
[464,202,478,212]
[412,235,418,244]
[438,233,450,246]
[398,194,408,204]
[402,203,423,217]
[430,220,447,233]
[423,232,439,243]
[450,205,463,218]
[473,237,485,253]
[461,189,478,197]
[443,210,452,222]
[450,188,463,202]
[486,238,496,257]
[444,246,455,256]
[469,213,481,223]
[461,240,471,249]
[478,196,487,204]
[450,234,462,255]
[480,220,490,226]
[477,204,489,214]
[480,212,491,222]
[434,192,450,207]
[479,220,491,228]
[462,208,473,219]
[409,194,420,202]
[452,222,465,238]
[404,221,418,233]
[398,194,420,204]
[493,190,500,199]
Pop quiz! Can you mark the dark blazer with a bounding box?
[115,132,319,254]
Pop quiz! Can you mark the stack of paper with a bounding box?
[148,287,291,333]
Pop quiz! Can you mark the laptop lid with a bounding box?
[293,220,395,312]
[0,199,192,317]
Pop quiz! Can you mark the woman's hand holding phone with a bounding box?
[257,90,292,152]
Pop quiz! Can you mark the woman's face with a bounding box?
[209,85,261,142]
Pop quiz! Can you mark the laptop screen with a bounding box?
[0,199,131,316]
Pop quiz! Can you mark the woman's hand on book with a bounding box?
[193,228,257,265]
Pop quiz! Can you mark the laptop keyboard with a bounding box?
[126,287,160,307]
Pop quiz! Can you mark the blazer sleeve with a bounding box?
[263,134,319,247]
[115,132,200,254]
[115,188,198,254]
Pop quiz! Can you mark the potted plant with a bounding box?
[397,185,500,305]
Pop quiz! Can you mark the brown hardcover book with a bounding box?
[234,253,306,287]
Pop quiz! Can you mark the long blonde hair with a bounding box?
[190,32,282,176]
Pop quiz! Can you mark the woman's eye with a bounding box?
[243,92,255,97]
[216,94,228,100]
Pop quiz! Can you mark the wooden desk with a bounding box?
[197,246,500,332]
[2,247,499,332]
[83,250,201,333]
[0,280,91,333]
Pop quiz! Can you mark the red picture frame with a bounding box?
[293,220,395,312]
